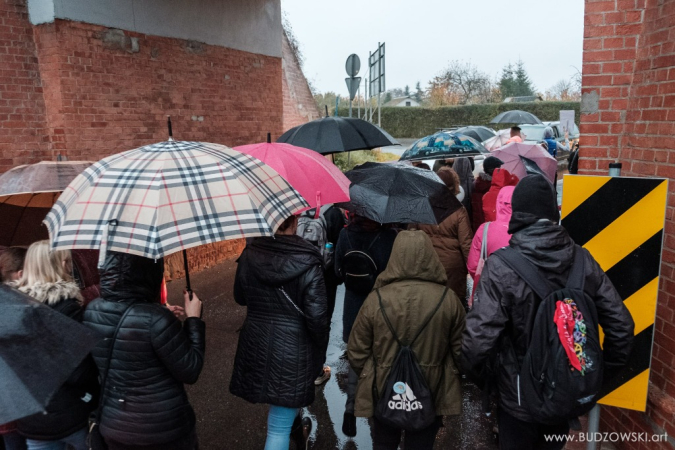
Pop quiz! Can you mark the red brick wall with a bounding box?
[281,30,320,133]
[0,0,49,172]
[581,0,675,446]
[31,20,283,162]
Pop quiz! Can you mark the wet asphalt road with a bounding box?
[166,258,498,450]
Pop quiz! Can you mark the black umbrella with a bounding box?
[336,162,462,224]
[277,115,398,155]
[0,285,99,424]
[490,110,543,125]
[454,126,496,143]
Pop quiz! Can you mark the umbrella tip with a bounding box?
[325,105,328,118]
[167,115,173,141]
[267,132,271,144]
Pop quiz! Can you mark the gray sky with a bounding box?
[282,0,585,98]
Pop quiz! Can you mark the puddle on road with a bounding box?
[314,284,373,449]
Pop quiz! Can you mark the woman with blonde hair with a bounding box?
[13,240,98,450]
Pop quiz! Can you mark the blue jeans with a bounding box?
[25,427,88,450]
[264,405,300,450]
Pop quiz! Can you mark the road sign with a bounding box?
[345,54,360,77]
[560,110,575,134]
[561,175,669,411]
[345,77,361,101]
[369,42,385,96]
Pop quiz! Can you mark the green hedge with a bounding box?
[337,101,580,138]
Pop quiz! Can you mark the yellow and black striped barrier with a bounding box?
[561,174,669,411]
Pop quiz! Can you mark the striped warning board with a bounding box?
[561,175,668,411]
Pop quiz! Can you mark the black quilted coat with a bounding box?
[82,252,205,447]
[229,235,329,408]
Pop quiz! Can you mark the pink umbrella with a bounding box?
[235,136,350,213]
[491,142,557,183]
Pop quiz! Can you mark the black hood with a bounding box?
[99,251,164,303]
[509,220,575,274]
[244,235,322,287]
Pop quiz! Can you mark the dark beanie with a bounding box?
[508,174,559,234]
[483,156,503,176]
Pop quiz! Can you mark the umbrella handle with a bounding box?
[182,249,193,300]
[314,192,321,219]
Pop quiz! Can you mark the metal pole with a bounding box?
[377,91,381,127]
[349,99,353,118]
[358,83,361,119]
[586,159,623,450]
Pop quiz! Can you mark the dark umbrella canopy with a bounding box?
[490,110,543,125]
[454,126,496,143]
[400,132,489,161]
[0,285,99,424]
[335,162,462,224]
[277,117,398,155]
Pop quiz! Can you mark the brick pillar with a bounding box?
[581,0,675,447]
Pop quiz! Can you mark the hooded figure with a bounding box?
[230,234,329,407]
[348,231,466,449]
[83,253,205,449]
[461,175,634,449]
[467,186,515,278]
[471,156,503,231]
[481,168,519,222]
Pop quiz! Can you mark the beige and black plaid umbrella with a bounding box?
[44,141,309,269]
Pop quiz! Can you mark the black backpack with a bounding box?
[340,232,381,295]
[496,246,604,424]
[373,287,449,431]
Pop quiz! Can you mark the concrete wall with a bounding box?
[580,0,675,446]
[27,0,281,57]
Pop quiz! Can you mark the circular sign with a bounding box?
[345,54,361,77]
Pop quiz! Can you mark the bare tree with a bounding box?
[545,76,581,101]
[428,61,498,106]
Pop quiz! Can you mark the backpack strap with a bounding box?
[95,302,137,422]
[565,246,586,292]
[365,232,382,253]
[376,287,448,348]
[495,247,553,300]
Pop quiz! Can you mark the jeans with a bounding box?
[371,416,442,450]
[497,408,569,450]
[25,427,88,450]
[264,405,300,450]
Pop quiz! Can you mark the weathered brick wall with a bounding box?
[281,30,320,133]
[32,20,283,161]
[0,0,49,172]
[581,0,675,446]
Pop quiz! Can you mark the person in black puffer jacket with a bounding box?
[13,240,98,450]
[83,252,205,450]
[230,215,329,450]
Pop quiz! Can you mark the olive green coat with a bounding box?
[347,230,466,418]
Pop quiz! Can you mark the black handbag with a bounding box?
[88,304,137,450]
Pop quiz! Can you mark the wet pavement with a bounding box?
[167,258,498,449]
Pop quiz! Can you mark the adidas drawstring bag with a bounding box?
[373,288,448,431]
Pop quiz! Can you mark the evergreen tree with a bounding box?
[514,60,535,96]
[415,81,423,102]
[404,85,410,96]
[384,92,392,104]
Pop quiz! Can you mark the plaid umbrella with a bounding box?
[44,141,309,265]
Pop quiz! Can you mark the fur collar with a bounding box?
[15,280,83,306]
[479,172,492,182]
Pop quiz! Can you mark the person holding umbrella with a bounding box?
[83,253,205,450]
[506,126,523,144]
[230,214,329,450]
[12,241,98,450]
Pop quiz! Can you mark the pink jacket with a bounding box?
[467,186,515,278]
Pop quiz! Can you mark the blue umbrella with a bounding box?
[399,132,489,161]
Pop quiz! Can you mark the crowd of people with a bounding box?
[0,155,635,450]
